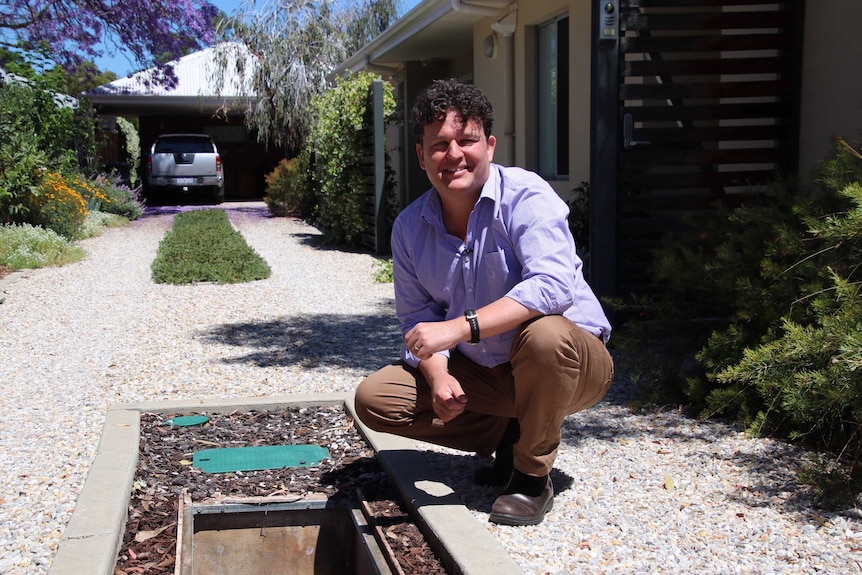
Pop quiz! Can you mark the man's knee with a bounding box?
[353,376,391,432]
[353,365,418,432]
[511,315,579,366]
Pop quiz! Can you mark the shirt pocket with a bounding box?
[480,248,515,297]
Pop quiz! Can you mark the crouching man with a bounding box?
[355,79,614,526]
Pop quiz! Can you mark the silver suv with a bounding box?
[147,134,225,204]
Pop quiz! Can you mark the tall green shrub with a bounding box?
[306,73,396,246]
[0,79,98,223]
[0,133,47,223]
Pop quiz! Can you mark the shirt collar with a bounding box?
[479,163,500,204]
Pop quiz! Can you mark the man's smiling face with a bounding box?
[417,110,496,201]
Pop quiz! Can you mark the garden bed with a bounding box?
[115,406,447,575]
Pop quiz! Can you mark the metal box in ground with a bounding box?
[175,493,396,575]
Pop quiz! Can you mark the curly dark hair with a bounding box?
[410,78,495,143]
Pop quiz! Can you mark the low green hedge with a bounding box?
[151,209,271,284]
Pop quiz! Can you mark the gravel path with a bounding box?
[1,202,860,574]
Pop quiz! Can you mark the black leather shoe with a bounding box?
[473,418,518,486]
[488,471,554,526]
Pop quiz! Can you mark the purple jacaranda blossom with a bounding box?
[1,0,218,87]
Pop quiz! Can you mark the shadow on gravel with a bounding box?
[419,450,576,513]
[718,444,821,513]
[289,232,385,257]
[198,308,401,373]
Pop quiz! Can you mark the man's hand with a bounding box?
[406,318,468,360]
[415,352,467,423]
[429,373,468,423]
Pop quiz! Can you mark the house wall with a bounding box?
[391,0,862,216]
[472,18,514,166]
[470,1,593,202]
[472,0,862,196]
[798,0,862,182]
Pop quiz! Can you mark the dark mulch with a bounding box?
[114,406,448,575]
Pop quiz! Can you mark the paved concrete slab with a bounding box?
[49,392,524,575]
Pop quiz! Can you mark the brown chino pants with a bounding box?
[354,315,614,477]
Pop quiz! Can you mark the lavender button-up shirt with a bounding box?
[392,164,611,369]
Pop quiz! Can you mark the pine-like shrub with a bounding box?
[717,181,862,502]
[613,135,862,503]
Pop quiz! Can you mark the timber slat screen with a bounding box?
[615,0,804,295]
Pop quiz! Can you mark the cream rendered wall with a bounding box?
[798,0,862,182]
[510,1,593,201]
[473,21,515,166]
[465,1,593,199]
[472,19,513,165]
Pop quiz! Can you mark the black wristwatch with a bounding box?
[464,309,480,344]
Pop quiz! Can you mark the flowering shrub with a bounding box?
[36,172,89,239]
[0,77,94,225]
[0,223,85,269]
[88,174,144,220]
[27,171,144,240]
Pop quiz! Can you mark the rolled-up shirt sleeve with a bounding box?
[502,183,579,315]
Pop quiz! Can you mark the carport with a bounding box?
[87,43,284,201]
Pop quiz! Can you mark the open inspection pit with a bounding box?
[48,392,524,575]
[177,492,396,575]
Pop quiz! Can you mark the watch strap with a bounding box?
[464,310,480,344]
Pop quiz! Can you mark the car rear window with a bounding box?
[154,137,214,154]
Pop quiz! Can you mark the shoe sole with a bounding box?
[488,496,554,527]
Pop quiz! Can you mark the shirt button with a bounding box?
[467,287,473,293]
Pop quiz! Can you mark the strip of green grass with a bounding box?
[151,209,271,284]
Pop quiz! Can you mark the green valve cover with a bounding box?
[165,415,210,427]
[193,445,331,474]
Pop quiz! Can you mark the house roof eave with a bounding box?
[88,95,247,117]
[335,0,511,77]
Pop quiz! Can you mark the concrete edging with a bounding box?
[49,392,523,575]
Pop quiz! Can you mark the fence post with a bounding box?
[373,79,387,255]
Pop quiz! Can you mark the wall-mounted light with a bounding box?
[483,33,499,59]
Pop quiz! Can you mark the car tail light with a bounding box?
[216,154,223,176]
[147,155,152,174]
